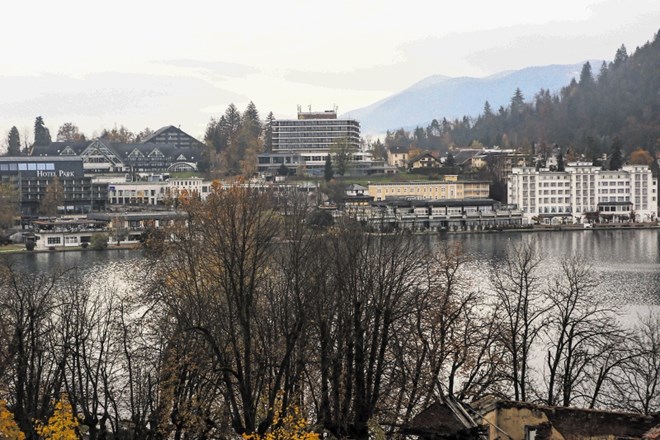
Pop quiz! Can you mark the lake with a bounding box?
[3,229,659,314]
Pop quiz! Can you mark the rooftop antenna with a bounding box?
[297,104,302,114]
[333,104,338,113]
[308,105,311,112]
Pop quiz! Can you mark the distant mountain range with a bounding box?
[342,62,602,135]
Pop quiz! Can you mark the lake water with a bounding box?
[3,229,659,313]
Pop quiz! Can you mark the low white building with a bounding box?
[166,177,213,201]
[107,177,215,206]
[508,162,657,224]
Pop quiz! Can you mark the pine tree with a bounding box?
[33,116,52,146]
[579,61,594,87]
[597,61,608,83]
[556,149,565,172]
[613,44,628,67]
[510,88,525,110]
[324,154,334,181]
[237,102,263,176]
[242,102,262,139]
[264,112,275,152]
[7,127,21,156]
[609,138,624,170]
[483,101,493,117]
[445,151,456,167]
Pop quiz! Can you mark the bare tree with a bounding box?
[388,242,503,434]
[606,312,660,414]
[39,176,65,217]
[491,241,549,401]
[541,257,630,407]
[0,263,65,438]
[56,123,85,142]
[55,273,120,439]
[150,184,311,437]
[308,219,428,438]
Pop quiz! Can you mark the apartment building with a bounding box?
[508,162,657,224]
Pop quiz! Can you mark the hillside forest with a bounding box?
[378,30,659,162]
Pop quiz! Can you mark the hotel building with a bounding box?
[508,162,657,224]
[368,178,490,201]
[0,156,107,216]
[258,109,389,175]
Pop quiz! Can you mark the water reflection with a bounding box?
[2,230,659,307]
[430,229,660,307]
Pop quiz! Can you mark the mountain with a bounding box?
[343,63,601,135]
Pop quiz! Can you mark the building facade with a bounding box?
[107,177,214,206]
[476,399,659,440]
[368,179,490,201]
[141,125,205,148]
[0,157,107,216]
[508,162,657,224]
[272,110,360,152]
[367,199,523,232]
[31,126,205,173]
[257,109,392,176]
[387,146,409,168]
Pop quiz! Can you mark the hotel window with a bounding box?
[47,237,61,245]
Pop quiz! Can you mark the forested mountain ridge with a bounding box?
[373,30,660,159]
[344,63,598,135]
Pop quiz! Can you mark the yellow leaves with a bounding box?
[0,400,24,440]
[243,392,319,440]
[34,394,80,440]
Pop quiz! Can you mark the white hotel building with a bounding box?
[257,109,391,175]
[508,162,657,224]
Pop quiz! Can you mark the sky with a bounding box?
[0,0,658,144]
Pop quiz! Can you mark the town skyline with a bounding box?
[0,0,658,141]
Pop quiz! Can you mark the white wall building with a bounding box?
[508,162,657,224]
[272,109,360,152]
[108,177,214,205]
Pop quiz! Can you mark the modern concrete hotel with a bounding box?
[257,109,388,175]
[272,109,360,152]
[0,156,107,216]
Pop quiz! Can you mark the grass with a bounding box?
[0,244,26,253]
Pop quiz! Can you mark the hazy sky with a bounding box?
[0,0,658,142]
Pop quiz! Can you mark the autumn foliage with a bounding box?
[34,395,79,440]
[243,393,319,440]
[0,400,25,440]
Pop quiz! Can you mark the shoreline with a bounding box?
[445,222,660,235]
[2,223,659,254]
[0,243,142,255]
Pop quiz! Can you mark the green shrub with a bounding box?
[90,233,109,250]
